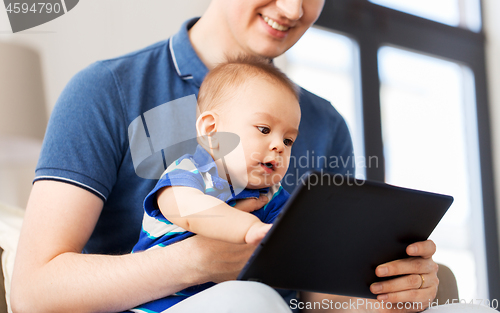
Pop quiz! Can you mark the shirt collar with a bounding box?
[192,145,270,199]
[169,18,208,87]
[192,144,218,176]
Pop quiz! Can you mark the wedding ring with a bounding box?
[418,274,425,289]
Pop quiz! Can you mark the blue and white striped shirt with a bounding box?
[129,145,289,312]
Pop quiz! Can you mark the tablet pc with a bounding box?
[237,171,453,299]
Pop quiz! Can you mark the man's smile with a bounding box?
[261,15,290,32]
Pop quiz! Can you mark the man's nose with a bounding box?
[276,0,304,21]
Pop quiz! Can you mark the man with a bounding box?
[11,1,449,312]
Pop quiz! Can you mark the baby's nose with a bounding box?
[272,141,285,153]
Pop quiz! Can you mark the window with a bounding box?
[280,27,365,178]
[379,46,487,299]
[369,0,482,31]
[282,0,499,300]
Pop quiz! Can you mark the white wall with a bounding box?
[0,0,211,113]
[483,0,500,259]
[0,1,210,209]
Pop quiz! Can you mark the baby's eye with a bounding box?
[257,126,270,134]
[284,139,294,147]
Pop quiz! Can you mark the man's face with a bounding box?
[217,77,301,189]
[216,0,325,58]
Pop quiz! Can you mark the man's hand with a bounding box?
[11,181,268,312]
[368,240,439,312]
[182,195,269,283]
[183,234,257,283]
[301,240,438,313]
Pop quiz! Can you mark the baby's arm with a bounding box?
[157,186,271,244]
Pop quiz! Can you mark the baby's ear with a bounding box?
[196,111,219,151]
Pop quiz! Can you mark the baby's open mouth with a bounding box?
[260,162,275,172]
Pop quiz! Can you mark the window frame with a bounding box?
[315,0,500,299]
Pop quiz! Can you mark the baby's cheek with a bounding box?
[247,149,263,165]
[280,155,291,170]
[270,171,287,187]
[275,164,289,182]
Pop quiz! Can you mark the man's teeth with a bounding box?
[263,16,289,32]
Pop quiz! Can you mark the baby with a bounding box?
[129,56,301,312]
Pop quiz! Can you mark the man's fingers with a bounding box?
[406,240,436,258]
[375,287,436,310]
[371,273,438,294]
[376,257,438,277]
[233,195,269,212]
[370,240,438,312]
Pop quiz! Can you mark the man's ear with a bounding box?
[196,111,219,151]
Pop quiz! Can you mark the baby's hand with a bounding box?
[245,223,272,245]
[234,195,269,213]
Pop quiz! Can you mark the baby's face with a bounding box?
[216,77,300,188]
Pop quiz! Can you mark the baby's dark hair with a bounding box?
[198,55,300,113]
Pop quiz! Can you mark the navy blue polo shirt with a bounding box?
[35,17,354,255]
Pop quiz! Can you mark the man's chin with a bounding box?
[248,41,290,60]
